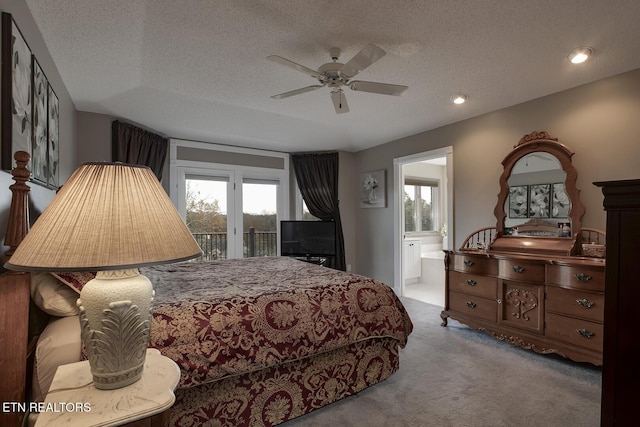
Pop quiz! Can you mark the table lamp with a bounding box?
[5,162,202,389]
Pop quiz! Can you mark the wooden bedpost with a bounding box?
[3,151,31,263]
[1,151,31,427]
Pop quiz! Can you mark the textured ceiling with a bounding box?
[25,0,640,153]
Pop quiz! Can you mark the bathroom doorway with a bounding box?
[393,146,453,307]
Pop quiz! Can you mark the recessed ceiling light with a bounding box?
[568,47,593,64]
[450,93,468,105]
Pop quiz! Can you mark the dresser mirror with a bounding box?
[506,152,566,233]
[491,131,585,255]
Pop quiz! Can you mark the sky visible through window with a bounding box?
[187,179,276,215]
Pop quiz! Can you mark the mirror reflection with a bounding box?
[504,152,570,236]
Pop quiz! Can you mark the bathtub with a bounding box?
[421,250,445,260]
[418,249,446,306]
[421,250,445,281]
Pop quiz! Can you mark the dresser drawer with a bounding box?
[449,271,497,299]
[546,312,603,352]
[547,264,605,292]
[498,259,545,283]
[452,254,497,275]
[449,291,497,322]
[546,287,604,322]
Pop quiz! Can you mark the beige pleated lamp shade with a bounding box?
[5,162,202,272]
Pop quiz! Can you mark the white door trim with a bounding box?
[393,146,454,296]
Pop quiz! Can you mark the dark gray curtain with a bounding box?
[111,120,168,180]
[291,152,346,271]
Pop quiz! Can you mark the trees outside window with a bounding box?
[185,180,278,259]
[404,181,438,233]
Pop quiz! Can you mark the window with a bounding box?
[179,169,286,260]
[302,200,319,221]
[294,186,320,221]
[404,178,439,233]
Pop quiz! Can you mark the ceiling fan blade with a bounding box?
[339,44,386,78]
[349,80,408,96]
[267,55,322,79]
[330,89,349,114]
[271,85,324,99]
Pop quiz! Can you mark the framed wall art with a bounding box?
[32,56,48,185]
[47,84,60,188]
[2,12,33,171]
[508,185,528,218]
[528,183,551,218]
[360,169,386,208]
[1,12,59,188]
[552,183,569,218]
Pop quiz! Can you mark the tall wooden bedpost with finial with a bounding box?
[3,151,31,263]
[0,151,32,427]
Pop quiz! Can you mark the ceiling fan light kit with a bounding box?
[267,44,408,113]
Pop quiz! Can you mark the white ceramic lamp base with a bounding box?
[78,269,154,390]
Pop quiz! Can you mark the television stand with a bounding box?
[293,256,330,266]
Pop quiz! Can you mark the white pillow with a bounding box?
[32,316,82,402]
[30,272,80,317]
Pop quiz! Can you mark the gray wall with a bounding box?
[338,151,357,272]
[76,111,112,164]
[354,68,640,287]
[0,1,76,252]
[72,66,640,288]
[76,113,177,192]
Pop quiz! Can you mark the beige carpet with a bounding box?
[283,297,602,427]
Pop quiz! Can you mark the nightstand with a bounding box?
[35,348,180,427]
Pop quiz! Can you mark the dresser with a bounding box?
[440,131,606,365]
[442,250,605,365]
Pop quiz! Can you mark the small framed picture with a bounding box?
[360,170,385,208]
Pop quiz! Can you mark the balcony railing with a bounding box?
[191,228,277,261]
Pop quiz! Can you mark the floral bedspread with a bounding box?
[142,257,413,389]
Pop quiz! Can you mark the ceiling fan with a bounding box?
[267,44,408,114]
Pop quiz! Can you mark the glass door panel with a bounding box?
[242,180,278,257]
[185,176,228,260]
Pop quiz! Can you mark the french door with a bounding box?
[176,166,287,260]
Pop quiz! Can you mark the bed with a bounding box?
[0,153,413,427]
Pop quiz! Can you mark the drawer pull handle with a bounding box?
[466,279,477,286]
[466,301,477,309]
[512,265,525,273]
[576,298,595,309]
[576,328,595,338]
[464,260,474,266]
[574,273,592,282]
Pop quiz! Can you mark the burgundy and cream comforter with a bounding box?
[142,256,413,389]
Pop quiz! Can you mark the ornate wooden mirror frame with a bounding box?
[491,131,585,255]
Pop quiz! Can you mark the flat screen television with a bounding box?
[281,220,336,257]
